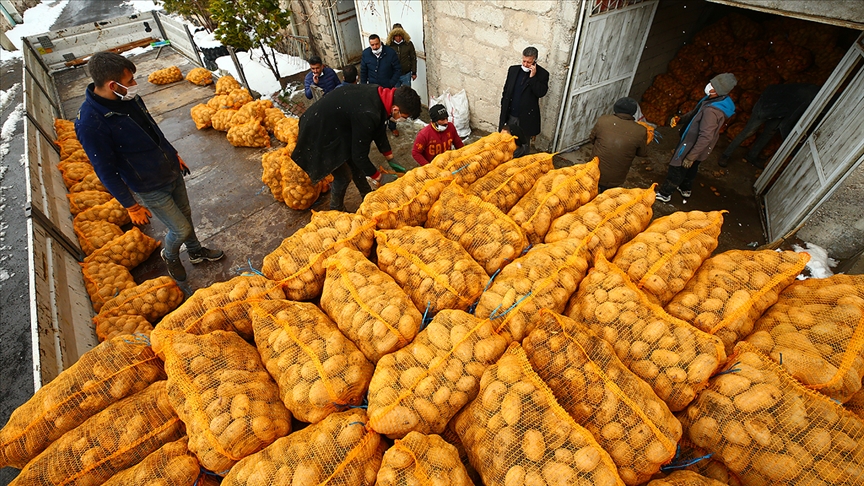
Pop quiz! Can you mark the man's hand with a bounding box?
[366,169,383,190]
[411,73,417,81]
[127,204,152,225]
[682,157,695,169]
[313,73,320,85]
[529,63,537,78]
[178,156,191,176]
[670,115,680,128]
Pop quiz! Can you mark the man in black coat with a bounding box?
[292,85,421,211]
[498,46,550,157]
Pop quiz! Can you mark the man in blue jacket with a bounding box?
[75,52,223,282]
[303,55,339,100]
[359,34,401,88]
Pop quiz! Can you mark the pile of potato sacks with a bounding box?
[4,131,864,486]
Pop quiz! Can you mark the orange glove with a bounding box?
[127,204,152,225]
[178,156,191,176]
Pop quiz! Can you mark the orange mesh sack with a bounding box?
[263,107,285,132]
[681,341,864,485]
[0,334,165,469]
[250,300,374,424]
[744,274,864,402]
[368,310,508,438]
[321,247,422,363]
[58,161,95,188]
[74,219,124,255]
[466,152,555,213]
[215,74,242,94]
[262,210,376,299]
[9,381,184,486]
[102,436,200,486]
[226,88,254,109]
[74,198,132,226]
[430,132,517,186]
[54,118,76,140]
[222,409,383,486]
[67,190,113,216]
[646,470,727,486]
[98,314,154,342]
[211,108,238,131]
[57,138,83,158]
[261,148,285,202]
[83,227,160,270]
[280,152,324,210]
[358,164,453,229]
[674,441,744,486]
[152,329,292,473]
[453,343,625,486]
[156,274,284,340]
[426,183,529,275]
[94,276,185,341]
[186,67,213,86]
[273,116,299,151]
[62,148,90,165]
[81,261,136,312]
[566,254,727,411]
[230,99,272,126]
[545,186,656,260]
[376,431,473,486]
[665,250,810,355]
[507,158,600,244]
[612,210,725,306]
[524,310,681,485]
[440,422,484,485]
[227,117,271,148]
[474,237,591,344]
[148,65,184,84]
[375,227,487,315]
[208,94,231,110]
[191,103,216,129]
[69,172,107,193]
[847,389,864,419]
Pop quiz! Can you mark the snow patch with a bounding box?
[215,48,308,97]
[1,0,71,55]
[0,84,20,113]
[192,30,222,49]
[1,103,24,159]
[793,242,838,279]
[120,0,160,12]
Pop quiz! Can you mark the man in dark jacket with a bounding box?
[498,46,550,157]
[75,52,223,282]
[657,73,737,202]
[387,23,417,88]
[590,97,650,191]
[718,83,819,168]
[292,85,421,211]
[303,55,339,100]
[360,34,401,88]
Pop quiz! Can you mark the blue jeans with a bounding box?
[136,175,202,260]
[396,72,412,88]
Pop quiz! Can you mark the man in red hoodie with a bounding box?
[412,104,464,166]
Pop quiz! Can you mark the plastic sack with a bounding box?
[69,172,107,193]
[215,74,242,95]
[430,132,517,186]
[227,117,270,148]
[279,151,325,209]
[58,161,94,189]
[273,116,299,151]
[262,148,285,202]
[646,470,728,486]
[94,276,185,342]
[376,431,473,486]
[98,314,154,342]
[81,261,137,312]
[186,67,213,86]
[190,103,216,129]
[466,152,554,213]
[263,107,286,132]
[226,88,253,109]
[230,99,272,127]
[83,227,160,270]
[211,108,238,131]
[102,436,200,486]
[430,88,471,138]
[454,343,625,486]
[357,164,453,229]
[54,118,76,140]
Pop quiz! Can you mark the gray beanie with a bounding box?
[613,97,638,116]
[710,73,738,96]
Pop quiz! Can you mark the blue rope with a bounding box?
[256,185,269,196]
[419,302,433,331]
[348,395,369,409]
[240,257,265,277]
[715,361,741,376]
[661,452,713,471]
[348,421,366,427]
[488,291,532,319]
[451,164,469,175]
[779,352,783,365]
[483,268,501,292]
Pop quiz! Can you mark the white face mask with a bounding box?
[432,122,448,132]
[113,82,139,101]
[704,83,713,96]
[521,65,531,73]
[372,47,382,56]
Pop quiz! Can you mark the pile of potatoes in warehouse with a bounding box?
[4,128,864,486]
[640,14,852,160]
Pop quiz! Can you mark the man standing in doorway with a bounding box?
[75,52,223,282]
[360,34,401,88]
[388,23,417,88]
[589,97,650,192]
[304,55,339,100]
[498,46,550,157]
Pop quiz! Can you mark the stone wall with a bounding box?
[423,0,580,150]
[283,0,343,67]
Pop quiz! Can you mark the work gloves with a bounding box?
[127,204,152,225]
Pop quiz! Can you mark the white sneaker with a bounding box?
[678,188,691,198]
[655,192,671,203]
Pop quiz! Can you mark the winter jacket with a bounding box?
[498,63,550,138]
[387,27,417,76]
[670,95,735,167]
[360,45,401,88]
[75,84,181,208]
[750,83,819,138]
[304,66,340,99]
[590,113,649,188]
[412,123,464,165]
[293,84,394,183]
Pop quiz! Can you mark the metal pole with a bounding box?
[227,46,253,96]
[183,23,204,66]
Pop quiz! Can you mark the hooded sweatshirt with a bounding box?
[387,26,417,76]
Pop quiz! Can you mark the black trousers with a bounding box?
[329,162,371,211]
[721,113,782,162]
[507,115,532,156]
[659,160,702,196]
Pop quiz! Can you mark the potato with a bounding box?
[222,410,381,486]
[376,432,472,486]
[69,172,107,193]
[466,152,554,213]
[646,470,728,486]
[278,151,324,209]
[431,132,518,186]
[358,164,453,229]
[273,116,299,149]
[225,88,253,109]
[83,227,160,270]
[215,74,242,94]
[152,329,292,473]
[262,107,286,132]
[227,117,271,148]
[507,158,600,244]
[566,254,726,412]
[53,118,76,140]
[56,137,83,158]
[186,67,213,86]
[148,66,184,85]
[211,108,238,131]
[74,198,132,226]
[57,160,94,188]
[524,311,681,485]
[453,343,624,486]
[67,190,113,216]
[102,436,199,485]
[74,219,124,255]
[230,99,273,127]
[190,103,216,129]
[93,276,185,341]
[81,261,137,312]
[8,382,183,485]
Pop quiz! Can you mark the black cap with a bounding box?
[429,104,448,122]
[613,97,638,116]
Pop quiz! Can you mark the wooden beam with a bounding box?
[63,38,157,67]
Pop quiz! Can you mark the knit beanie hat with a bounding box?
[613,97,638,115]
[710,73,738,96]
[429,104,448,122]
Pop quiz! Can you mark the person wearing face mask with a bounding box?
[498,46,550,158]
[75,52,223,282]
[656,73,737,203]
[360,34,401,89]
[387,23,417,89]
[411,104,465,166]
[292,84,422,212]
[303,55,339,100]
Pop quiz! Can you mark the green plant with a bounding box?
[210,0,293,80]
[156,0,216,32]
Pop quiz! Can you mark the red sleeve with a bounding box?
[412,126,431,165]
[449,124,464,149]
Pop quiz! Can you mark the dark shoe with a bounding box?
[188,247,224,264]
[655,192,671,203]
[718,155,730,167]
[678,188,691,198]
[161,248,187,281]
[513,145,528,158]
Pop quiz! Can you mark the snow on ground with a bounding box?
[0,84,19,113]
[193,29,222,49]
[1,0,70,57]
[793,242,838,279]
[0,103,24,159]
[215,47,308,97]
[120,0,159,12]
